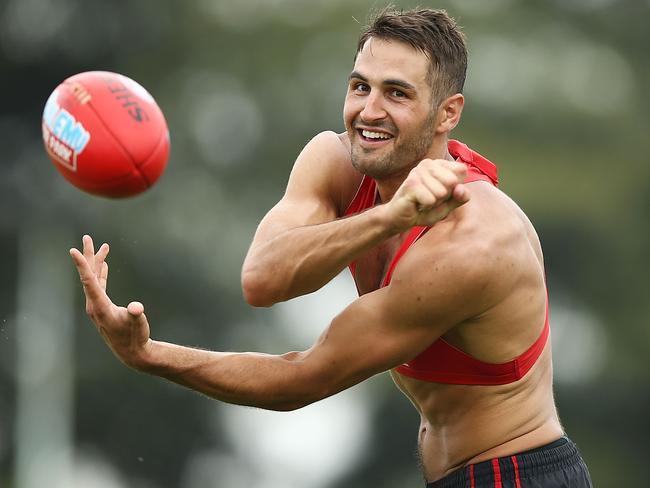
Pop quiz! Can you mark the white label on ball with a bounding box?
[42,88,91,172]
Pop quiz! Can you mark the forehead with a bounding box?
[353,37,430,88]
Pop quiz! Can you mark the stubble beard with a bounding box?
[350,110,438,180]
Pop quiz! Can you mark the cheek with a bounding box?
[342,98,356,129]
[394,108,429,134]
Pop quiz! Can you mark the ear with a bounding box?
[435,94,464,134]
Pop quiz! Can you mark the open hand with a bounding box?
[385,159,470,232]
[70,235,152,370]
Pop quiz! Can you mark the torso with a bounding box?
[334,133,563,482]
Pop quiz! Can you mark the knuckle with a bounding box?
[79,274,93,286]
[424,160,441,173]
[439,171,460,188]
[404,176,419,189]
[432,165,455,182]
[86,303,107,321]
[453,161,467,174]
[420,191,436,206]
[433,189,448,200]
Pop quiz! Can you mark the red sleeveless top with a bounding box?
[344,140,550,385]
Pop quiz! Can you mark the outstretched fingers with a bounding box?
[99,261,109,292]
[70,236,152,369]
[82,234,96,264]
[94,242,110,282]
[70,236,112,311]
[70,248,104,302]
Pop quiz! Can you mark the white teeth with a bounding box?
[362,130,391,140]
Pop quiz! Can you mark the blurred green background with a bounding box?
[1,0,648,486]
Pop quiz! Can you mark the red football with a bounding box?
[42,71,170,198]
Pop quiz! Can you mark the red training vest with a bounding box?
[344,140,550,385]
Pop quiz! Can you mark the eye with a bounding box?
[353,82,369,94]
[390,89,407,98]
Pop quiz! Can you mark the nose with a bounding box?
[359,91,387,122]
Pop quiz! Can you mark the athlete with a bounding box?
[70,8,592,487]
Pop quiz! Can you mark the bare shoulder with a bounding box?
[465,182,544,266]
[286,130,361,214]
[389,182,544,323]
[303,130,350,159]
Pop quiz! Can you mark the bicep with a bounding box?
[251,195,336,247]
[295,243,492,399]
[296,285,452,398]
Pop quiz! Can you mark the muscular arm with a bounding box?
[71,232,491,411]
[242,200,397,308]
[241,131,469,307]
[241,131,391,306]
[70,144,472,408]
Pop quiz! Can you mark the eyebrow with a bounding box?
[349,71,416,91]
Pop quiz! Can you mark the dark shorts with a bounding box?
[426,436,592,488]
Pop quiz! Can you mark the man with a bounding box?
[71,8,593,487]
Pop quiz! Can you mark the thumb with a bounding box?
[127,301,145,317]
[451,184,470,205]
[126,301,150,341]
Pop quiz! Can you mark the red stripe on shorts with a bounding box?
[470,464,475,488]
[511,456,522,488]
[491,459,502,488]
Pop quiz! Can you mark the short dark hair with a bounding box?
[356,7,467,105]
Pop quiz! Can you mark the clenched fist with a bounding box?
[384,159,470,232]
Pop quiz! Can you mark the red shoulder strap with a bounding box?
[449,139,499,187]
[343,175,376,217]
[344,175,377,278]
[381,226,429,287]
[344,140,498,285]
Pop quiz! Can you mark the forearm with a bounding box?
[139,340,322,411]
[242,204,396,306]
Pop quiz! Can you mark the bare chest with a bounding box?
[353,237,404,295]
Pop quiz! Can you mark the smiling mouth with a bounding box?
[357,129,394,143]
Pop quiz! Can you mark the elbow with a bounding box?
[265,355,334,411]
[267,400,310,412]
[266,390,325,412]
[241,267,282,308]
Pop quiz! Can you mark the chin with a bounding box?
[351,151,393,179]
